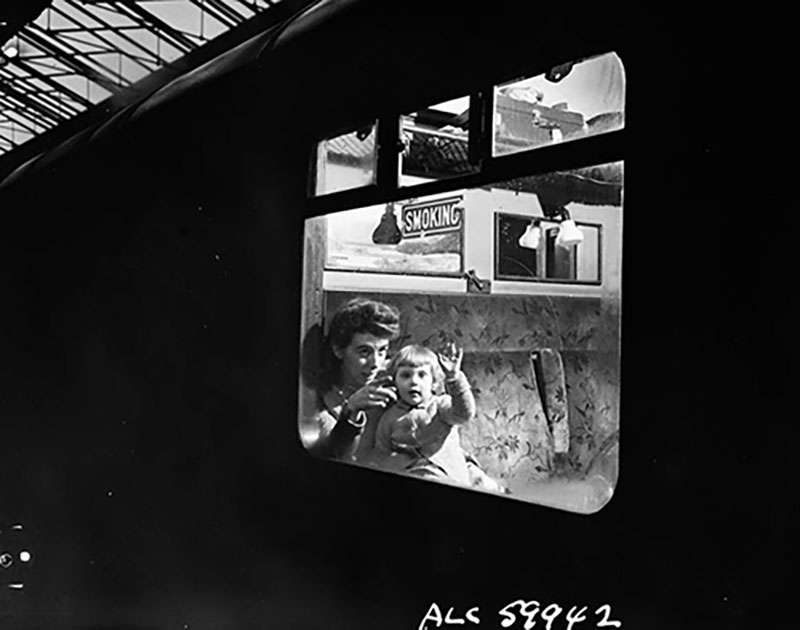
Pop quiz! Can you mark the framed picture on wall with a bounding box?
[495,212,602,285]
[325,194,465,276]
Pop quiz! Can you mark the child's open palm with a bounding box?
[436,341,463,378]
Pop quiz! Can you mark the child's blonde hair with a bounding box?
[387,344,444,389]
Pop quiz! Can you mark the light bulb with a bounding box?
[518,222,541,249]
[3,45,18,59]
[556,219,584,247]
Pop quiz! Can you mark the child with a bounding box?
[374,342,476,486]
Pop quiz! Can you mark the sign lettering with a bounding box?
[402,196,464,239]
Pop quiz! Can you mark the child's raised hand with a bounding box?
[436,341,463,378]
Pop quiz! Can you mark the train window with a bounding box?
[300,161,622,513]
[495,214,602,284]
[399,96,479,187]
[313,121,379,196]
[492,52,625,157]
[301,54,623,513]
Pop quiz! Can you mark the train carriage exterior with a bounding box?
[0,2,787,628]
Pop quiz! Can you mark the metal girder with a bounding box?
[0,0,286,160]
[0,77,86,123]
[186,0,241,30]
[3,55,94,109]
[0,76,74,120]
[20,26,127,95]
[56,1,164,71]
[0,106,52,149]
[205,0,250,26]
[113,1,200,54]
[0,99,57,133]
[0,81,67,127]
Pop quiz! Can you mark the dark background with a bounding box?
[0,3,791,628]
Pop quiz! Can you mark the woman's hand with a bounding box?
[437,341,463,379]
[346,379,397,411]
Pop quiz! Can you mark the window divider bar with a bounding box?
[376,113,399,193]
[309,129,625,218]
[479,84,494,167]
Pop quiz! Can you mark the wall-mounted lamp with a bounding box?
[555,209,584,248]
[518,219,542,249]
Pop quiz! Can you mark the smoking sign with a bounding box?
[401,195,464,239]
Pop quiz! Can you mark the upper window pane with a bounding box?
[400,96,478,187]
[493,52,625,157]
[313,122,378,196]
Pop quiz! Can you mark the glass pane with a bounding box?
[493,52,625,157]
[299,161,622,514]
[400,96,478,187]
[313,122,378,196]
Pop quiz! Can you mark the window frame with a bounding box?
[307,51,625,211]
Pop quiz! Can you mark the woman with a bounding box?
[301,298,401,463]
[300,296,507,493]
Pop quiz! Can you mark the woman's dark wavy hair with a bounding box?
[327,298,400,351]
[321,298,400,389]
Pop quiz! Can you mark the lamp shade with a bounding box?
[556,219,584,247]
[518,222,541,249]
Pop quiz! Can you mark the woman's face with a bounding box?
[334,332,390,388]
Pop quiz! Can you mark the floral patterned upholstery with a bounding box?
[459,351,554,493]
[323,291,620,488]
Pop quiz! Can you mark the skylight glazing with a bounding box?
[0,1,282,155]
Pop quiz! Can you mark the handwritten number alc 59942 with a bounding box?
[418,601,621,630]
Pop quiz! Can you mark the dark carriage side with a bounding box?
[0,3,771,629]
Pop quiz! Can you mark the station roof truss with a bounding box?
[0,0,285,158]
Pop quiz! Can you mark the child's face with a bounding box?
[395,363,434,406]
